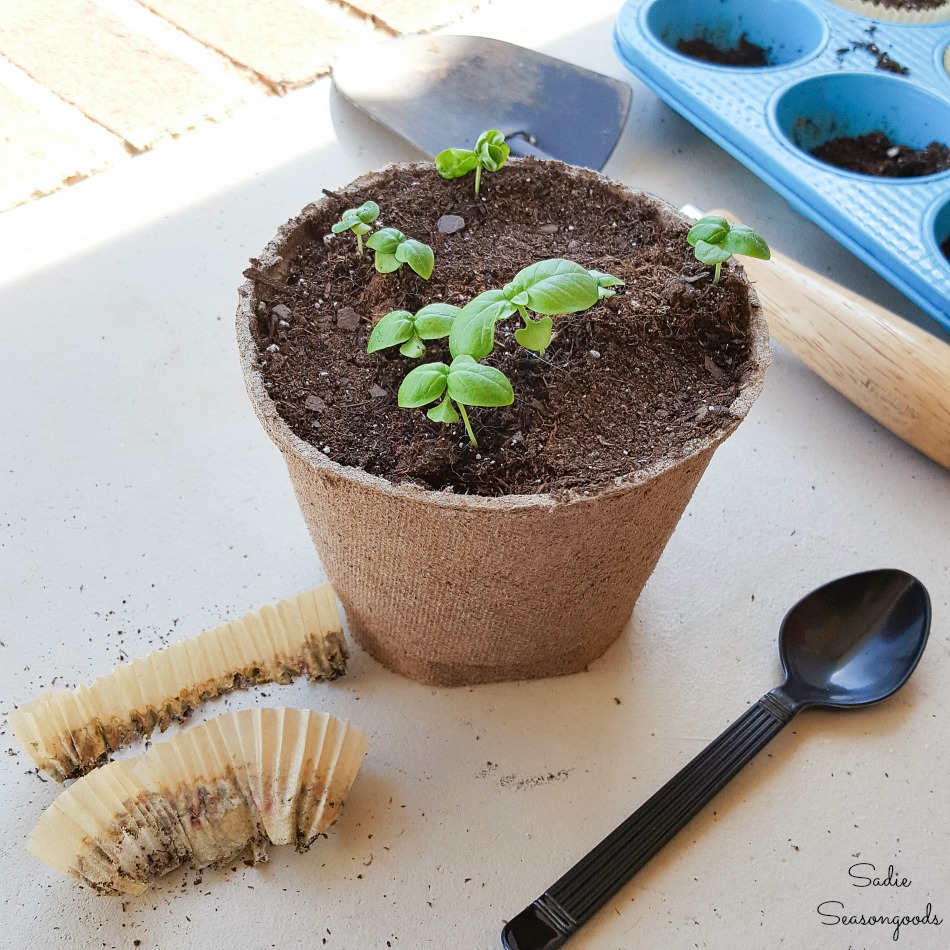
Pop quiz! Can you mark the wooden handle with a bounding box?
[711,210,950,469]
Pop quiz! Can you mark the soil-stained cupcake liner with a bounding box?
[237,160,770,688]
[7,585,348,781]
[28,708,368,895]
[828,0,950,24]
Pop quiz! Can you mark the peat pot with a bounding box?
[236,158,770,687]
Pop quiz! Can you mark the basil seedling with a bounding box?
[398,354,514,447]
[367,303,460,358]
[436,130,511,195]
[450,258,622,359]
[330,200,379,254]
[366,228,435,279]
[687,215,771,285]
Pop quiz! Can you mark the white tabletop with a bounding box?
[2,3,948,948]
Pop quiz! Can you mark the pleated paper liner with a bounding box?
[28,707,368,895]
[828,0,950,23]
[8,584,348,782]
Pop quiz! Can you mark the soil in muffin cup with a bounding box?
[862,0,948,9]
[675,33,769,67]
[810,132,950,178]
[245,159,758,498]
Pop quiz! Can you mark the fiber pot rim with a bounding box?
[236,158,770,513]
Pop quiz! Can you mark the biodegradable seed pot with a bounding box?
[236,157,770,687]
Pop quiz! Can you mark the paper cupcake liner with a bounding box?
[827,0,950,24]
[8,585,348,781]
[28,708,368,895]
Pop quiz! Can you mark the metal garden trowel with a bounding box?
[331,34,631,170]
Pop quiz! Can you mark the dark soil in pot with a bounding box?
[810,132,950,177]
[244,158,759,498]
[675,34,770,67]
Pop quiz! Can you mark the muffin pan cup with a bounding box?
[614,0,950,330]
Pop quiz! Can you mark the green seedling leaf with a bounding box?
[449,289,516,360]
[367,304,458,357]
[505,259,600,315]
[395,238,435,279]
[691,241,733,267]
[353,200,380,224]
[588,269,625,299]
[398,362,449,408]
[367,310,415,353]
[474,130,510,173]
[514,316,553,356]
[331,214,368,235]
[435,129,509,195]
[446,355,514,408]
[331,201,380,253]
[588,269,625,287]
[366,227,405,255]
[399,335,427,359]
[367,228,435,278]
[686,215,730,249]
[426,394,460,424]
[332,200,379,230]
[722,225,771,261]
[414,303,460,340]
[687,215,770,284]
[434,148,480,180]
[373,251,402,274]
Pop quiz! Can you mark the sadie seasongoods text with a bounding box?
[816,863,942,942]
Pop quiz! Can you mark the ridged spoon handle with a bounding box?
[501,691,797,950]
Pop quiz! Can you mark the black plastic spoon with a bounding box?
[502,569,931,950]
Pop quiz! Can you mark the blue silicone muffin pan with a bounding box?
[613,0,950,330]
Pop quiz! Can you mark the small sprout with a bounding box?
[367,303,460,358]
[398,354,514,447]
[450,258,619,360]
[366,228,435,279]
[687,215,770,285]
[330,200,379,254]
[436,129,510,195]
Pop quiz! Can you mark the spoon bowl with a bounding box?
[777,569,931,711]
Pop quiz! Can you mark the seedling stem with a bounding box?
[457,404,477,447]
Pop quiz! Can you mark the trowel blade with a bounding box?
[332,33,631,170]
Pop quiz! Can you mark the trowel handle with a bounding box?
[710,210,950,470]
